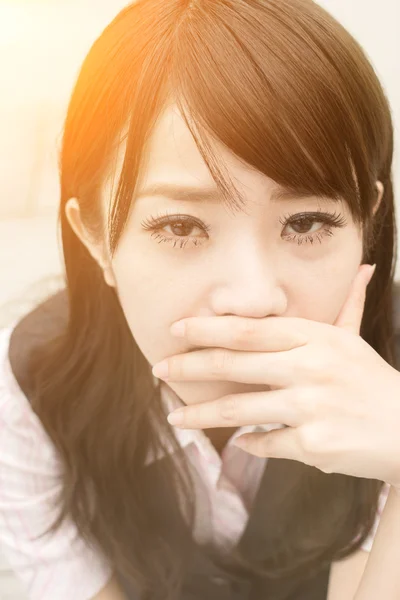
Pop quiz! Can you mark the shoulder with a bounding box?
[0,323,61,498]
[0,323,54,444]
[0,324,113,600]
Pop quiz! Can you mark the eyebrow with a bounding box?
[135,182,340,203]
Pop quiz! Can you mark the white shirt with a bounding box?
[0,325,390,600]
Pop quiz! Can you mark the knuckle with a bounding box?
[339,332,361,359]
[310,354,328,375]
[292,387,319,417]
[210,349,232,375]
[235,319,256,344]
[300,349,335,384]
[297,425,323,456]
[219,395,239,423]
[297,425,336,475]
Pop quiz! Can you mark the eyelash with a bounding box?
[140,208,348,250]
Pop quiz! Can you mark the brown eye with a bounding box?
[167,221,196,236]
[279,210,348,246]
[141,213,211,249]
[289,217,319,234]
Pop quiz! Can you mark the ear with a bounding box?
[65,197,117,288]
[373,180,384,216]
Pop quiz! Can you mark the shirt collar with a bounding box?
[146,377,286,465]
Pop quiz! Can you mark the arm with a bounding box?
[327,549,369,600]
[327,482,392,600]
[353,487,400,599]
[328,487,400,599]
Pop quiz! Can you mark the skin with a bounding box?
[66,102,383,453]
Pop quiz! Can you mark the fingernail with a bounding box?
[167,409,184,425]
[170,321,186,337]
[152,360,169,379]
[233,435,250,449]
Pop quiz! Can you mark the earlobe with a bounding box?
[103,266,117,288]
[65,197,101,264]
[65,197,116,288]
[65,197,87,245]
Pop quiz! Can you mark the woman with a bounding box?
[0,0,399,598]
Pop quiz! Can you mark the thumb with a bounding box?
[334,264,376,334]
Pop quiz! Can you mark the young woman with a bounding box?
[1,0,400,598]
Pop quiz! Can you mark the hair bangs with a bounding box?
[170,0,374,223]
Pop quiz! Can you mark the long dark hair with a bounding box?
[28,0,396,597]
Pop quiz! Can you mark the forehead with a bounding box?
[104,103,344,210]
[135,102,270,196]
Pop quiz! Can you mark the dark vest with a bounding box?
[8,287,400,599]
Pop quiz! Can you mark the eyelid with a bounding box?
[141,211,211,232]
[279,209,347,226]
[141,208,347,250]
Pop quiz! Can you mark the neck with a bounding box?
[204,427,239,456]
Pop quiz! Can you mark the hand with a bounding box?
[152,264,400,489]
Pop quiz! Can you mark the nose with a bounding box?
[209,241,287,318]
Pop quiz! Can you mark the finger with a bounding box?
[233,427,303,462]
[334,264,376,335]
[156,348,296,386]
[166,389,302,429]
[170,315,310,351]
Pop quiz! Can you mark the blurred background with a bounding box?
[0,0,399,598]
[0,0,131,327]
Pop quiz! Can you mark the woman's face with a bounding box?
[69,103,368,407]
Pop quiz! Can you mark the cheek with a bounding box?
[292,242,363,325]
[109,226,363,360]
[113,268,164,363]
[110,246,197,365]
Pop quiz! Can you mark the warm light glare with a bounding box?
[0,2,31,46]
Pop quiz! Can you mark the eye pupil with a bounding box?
[292,218,314,234]
[143,210,344,250]
[171,222,193,236]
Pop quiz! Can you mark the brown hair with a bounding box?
[29,0,396,597]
